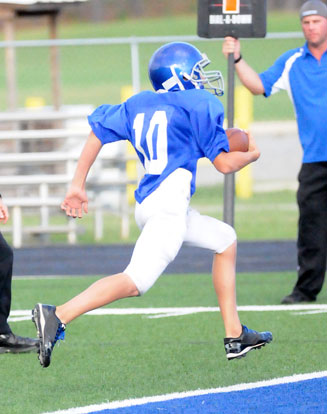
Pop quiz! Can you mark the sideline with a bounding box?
[41,371,327,414]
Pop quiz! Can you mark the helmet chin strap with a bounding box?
[162,65,185,91]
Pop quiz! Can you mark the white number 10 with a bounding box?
[133,111,168,175]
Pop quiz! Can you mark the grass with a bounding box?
[0,11,303,120]
[192,186,298,240]
[2,271,327,414]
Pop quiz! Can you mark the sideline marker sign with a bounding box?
[197,1,267,226]
[198,0,267,38]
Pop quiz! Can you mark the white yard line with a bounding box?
[9,304,327,322]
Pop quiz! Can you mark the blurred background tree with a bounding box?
[59,0,307,23]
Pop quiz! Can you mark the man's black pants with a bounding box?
[0,232,14,334]
[294,162,327,300]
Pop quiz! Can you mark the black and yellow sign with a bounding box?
[198,0,267,38]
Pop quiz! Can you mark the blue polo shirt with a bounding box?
[259,43,327,163]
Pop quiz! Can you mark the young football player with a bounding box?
[32,41,272,368]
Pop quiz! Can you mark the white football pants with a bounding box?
[124,168,236,295]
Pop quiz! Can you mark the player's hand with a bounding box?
[61,186,88,218]
[0,200,9,224]
[222,36,241,60]
[246,131,260,161]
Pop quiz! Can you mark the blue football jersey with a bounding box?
[88,89,229,203]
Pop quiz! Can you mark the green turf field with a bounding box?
[2,272,327,414]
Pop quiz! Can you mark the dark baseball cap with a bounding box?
[300,0,327,19]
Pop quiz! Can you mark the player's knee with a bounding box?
[129,285,141,297]
[215,224,237,254]
[123,273,141,297]
[128,274,154,296]
[228,225,237,244]
[123,266,153,296]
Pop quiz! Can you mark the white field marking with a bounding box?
[8,304,327,322]
[41,371,327,414]
[293,310,327,315]
[13,275,89,280]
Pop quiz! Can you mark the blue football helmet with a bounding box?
[148,42,224,96]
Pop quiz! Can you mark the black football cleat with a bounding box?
[0,332,39,354]
[32,303,66,368]
[224,325,272,360]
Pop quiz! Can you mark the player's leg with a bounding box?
[56,198,188,324]
[184,208,272,360]
[123,168,191,295]
[38,168,191,325]
[184,209,240,336]
[212,241,241,338]
[34,215,180,368]
[55,273,139,324]
[33,272,139,367]
[33,210,184,368]
[33,168,191,367]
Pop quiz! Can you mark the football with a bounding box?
[226,128,249,152]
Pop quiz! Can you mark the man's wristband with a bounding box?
[234,54,242,64]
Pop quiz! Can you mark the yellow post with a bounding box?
[121,86,137,205]
[25,96,45,109]
[235,85,253,199]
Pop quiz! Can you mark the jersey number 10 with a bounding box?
[133,111,168,175]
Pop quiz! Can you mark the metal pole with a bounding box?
[49,11,61,110]
[3,13,17,110]
[130,40,140,94]
[223,52,235,227]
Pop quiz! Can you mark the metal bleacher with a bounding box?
[0,106,137,247]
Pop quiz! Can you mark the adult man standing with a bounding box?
[222,0,327,304]
[0,194,39,353]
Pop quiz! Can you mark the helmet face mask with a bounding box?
[184,54,224,96]
[148,42,224,96]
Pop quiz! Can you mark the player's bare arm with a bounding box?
[222,37,265,95]
[213,131,260,174]
[61,131,102,218]
[0,196,9,224]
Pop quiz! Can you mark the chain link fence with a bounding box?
[0,32,303,118]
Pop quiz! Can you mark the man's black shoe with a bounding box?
[224,325,273,360]
[281,292,316,304]
[0,332,39,354]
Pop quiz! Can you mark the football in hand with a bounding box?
[226,128,249,152]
